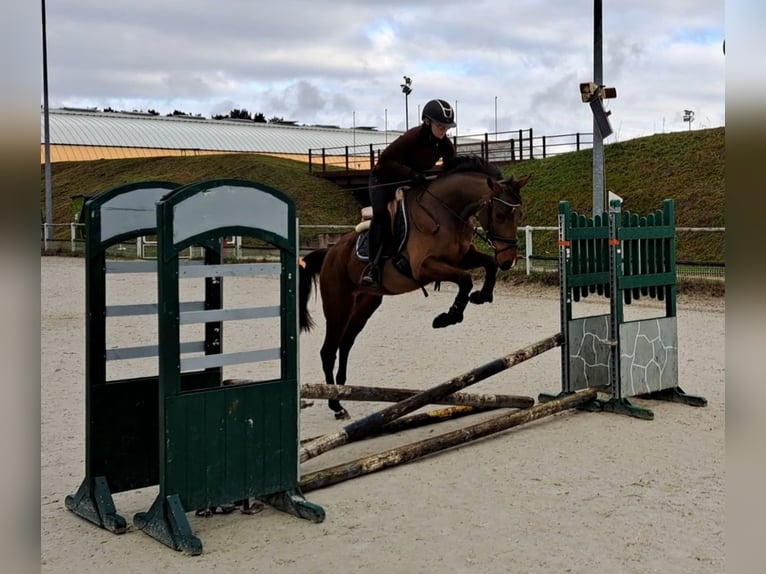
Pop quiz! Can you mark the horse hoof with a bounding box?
[469,291,493,305]
[432,310,463,329]
[334,408,350,420]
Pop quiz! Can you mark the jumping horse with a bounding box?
[299,156,530,419]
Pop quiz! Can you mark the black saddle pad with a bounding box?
[355,201,409,261]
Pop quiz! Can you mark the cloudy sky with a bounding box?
[42,0,724,142]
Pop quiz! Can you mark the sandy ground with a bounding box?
[41,256,725,573]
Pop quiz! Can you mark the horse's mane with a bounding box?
[441,155,502,180]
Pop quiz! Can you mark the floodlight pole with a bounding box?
[683,109,695,131]
[454,99,458,138]
[401,76,412,130]
[593,0,606,216]
[42,0,53,244]
[405,96,409,130]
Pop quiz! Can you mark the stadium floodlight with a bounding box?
[400,76,413,130]
[579,81,617,138]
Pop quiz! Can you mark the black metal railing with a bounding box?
[308,129,594,173]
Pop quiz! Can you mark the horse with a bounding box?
[299,156,530,419]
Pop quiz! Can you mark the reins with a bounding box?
[472,195,521,253]
[414,175,521,253]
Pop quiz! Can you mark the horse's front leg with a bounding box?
[414,257,479,328]
[460,246,498,305]
[432,271,473,328]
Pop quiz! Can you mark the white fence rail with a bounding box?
[42,223,725,281]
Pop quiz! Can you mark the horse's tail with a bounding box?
[298,248,328,332]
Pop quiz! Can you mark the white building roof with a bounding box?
[41,108,403,154]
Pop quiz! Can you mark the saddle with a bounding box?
[354,187,413,277]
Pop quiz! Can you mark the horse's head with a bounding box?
[475,174,530,271]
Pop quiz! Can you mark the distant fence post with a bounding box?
[308,149,313,173]
[542,136,547,159]
[369,144,374,169]
[524,226,533,275]
[529,128,534,160]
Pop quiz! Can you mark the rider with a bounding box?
[360,98,457,288]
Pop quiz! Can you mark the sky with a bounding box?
[41,0,725,143]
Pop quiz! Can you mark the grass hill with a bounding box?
[41,153,362,230]
[41,127,724,265]
[505,127,725,263]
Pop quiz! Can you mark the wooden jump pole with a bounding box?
[299,332,563,463]
[301,384,534,409]
[299,387,598,493]
[301,405,490,446]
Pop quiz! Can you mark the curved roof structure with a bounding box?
[41,108,403,155]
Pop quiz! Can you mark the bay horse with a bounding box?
[299,156,530,419]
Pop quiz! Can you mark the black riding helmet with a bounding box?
[422,99,456,128]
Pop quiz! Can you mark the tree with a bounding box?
[229,108,252,120]
[253,112,266,123]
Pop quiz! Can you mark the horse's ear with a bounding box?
[516,174,532,188]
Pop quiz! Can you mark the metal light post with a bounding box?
[454,100,458,139]
[683,109,695,131]
[400,76,412,129]
[578,1,617,216]
[42,0,53,245]
[592,0,605,216]
[494,96,498,140]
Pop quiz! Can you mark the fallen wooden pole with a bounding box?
[299,387,597,493]
[299,332,563,463]
[300,384,534,409]
[300,405,489,446]
[364,405,490,434]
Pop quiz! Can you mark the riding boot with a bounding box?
[361,223,383,287]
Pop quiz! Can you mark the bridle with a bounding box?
[416,175,521,256]
[473,187,521,256]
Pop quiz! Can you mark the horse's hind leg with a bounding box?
[333,294,383,418]
[318,295,354,418]
[319,282,357,418]
[319,333,347,418]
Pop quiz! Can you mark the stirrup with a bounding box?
[360,267,380,287]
